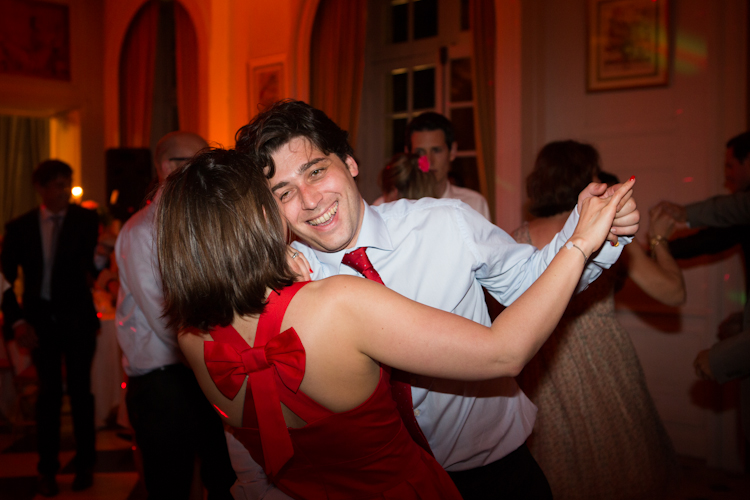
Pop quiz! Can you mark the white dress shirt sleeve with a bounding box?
[115,202,181,375]
[224,430,294,500]
[461,203,628,303]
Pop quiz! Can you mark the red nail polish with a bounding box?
[309,268,313,273]
[629,176,635,181]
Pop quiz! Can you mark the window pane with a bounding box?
[450,58,473,102]
[392,1,408,43]
[392,117,407,155]
[413,0,438,39]
[451,107,475,150]
[451,156,479,192]
[461,0,470,31]
[392,71,408,112]
[413,67,435,110]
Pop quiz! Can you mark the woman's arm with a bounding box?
[626,206,686,306]
[325,178,635,381]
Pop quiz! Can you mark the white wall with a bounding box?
[521,0,747,470]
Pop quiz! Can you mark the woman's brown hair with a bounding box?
[527,140,602,218]
[379,153,438,201]
[156,148,296,331]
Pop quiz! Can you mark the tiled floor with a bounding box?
[0,419,145,500]
[1,410,750,499]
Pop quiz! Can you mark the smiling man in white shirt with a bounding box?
[234,100,640,499]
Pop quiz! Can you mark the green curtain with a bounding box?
[0,115,49,234]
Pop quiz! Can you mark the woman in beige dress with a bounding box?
[513,140,682,499]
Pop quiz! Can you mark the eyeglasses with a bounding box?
[169,157,193,162]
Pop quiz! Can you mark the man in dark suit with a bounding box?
[1,160,100,496]
[657,131,750,465]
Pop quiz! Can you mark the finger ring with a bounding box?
[292,252,299,259]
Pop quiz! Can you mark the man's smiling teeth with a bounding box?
[308,202,338,226]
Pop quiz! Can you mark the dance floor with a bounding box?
[0,400,145,500]
[0,399,749,499]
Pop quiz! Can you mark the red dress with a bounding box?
[204,281,462,500]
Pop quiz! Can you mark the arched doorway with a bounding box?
[118,0,199,154]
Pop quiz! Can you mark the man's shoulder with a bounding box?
[117,203,156,248]
[445,185,490,217]
[372,197,483,240]
[373,196,465,220]
[5,207,39,230]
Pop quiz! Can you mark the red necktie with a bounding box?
[341,247,433,456]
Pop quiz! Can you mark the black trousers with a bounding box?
[447,443,553,500]
[32,312,97,476]
[126,363,236,500]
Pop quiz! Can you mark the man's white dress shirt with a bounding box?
[226,197,628,496]
[293,198,625,470]
[115,194,181,376]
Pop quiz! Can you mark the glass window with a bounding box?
[391,117,408,155]
[413,67,435,110]
[451,156,479,191]
[392,0,408,43]
[450,57,472,102]
[413,0,438,39]
[392,70,408,112]
[451,107,475,150]
[460,0,470,31]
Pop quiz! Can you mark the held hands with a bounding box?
[653,201,687,224]
[578,180,640,242]
[693,349,714,380]
[571,177,637,257]
[286,246,312,282]
[648,205,677,241]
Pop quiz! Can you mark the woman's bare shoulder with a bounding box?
[300,275,380,298]
[177,328,212,352]
[288,276,384,325]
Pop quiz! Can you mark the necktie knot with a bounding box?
[341,247,385,285]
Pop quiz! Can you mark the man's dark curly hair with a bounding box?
[235,99,354,179]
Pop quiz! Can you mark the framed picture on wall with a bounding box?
[587,0,669,91]
[0,0,71,80]
[247,54,287,119]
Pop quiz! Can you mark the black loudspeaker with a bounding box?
[105,148,154,222]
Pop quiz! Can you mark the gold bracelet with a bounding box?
[650,235,668,251]
[565,241,588,262]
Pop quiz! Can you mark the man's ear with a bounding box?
[345,156,359,178]
[449,141,458,162]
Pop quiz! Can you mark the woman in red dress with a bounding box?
[156,149,633,500]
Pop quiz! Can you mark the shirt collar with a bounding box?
[440,182,452,199]
[312,200,394,269]
[40,205,68,221]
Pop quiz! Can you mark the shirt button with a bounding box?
[413,409,421,417]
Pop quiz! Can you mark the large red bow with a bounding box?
[204,329,305,479]
[204,330,305,398]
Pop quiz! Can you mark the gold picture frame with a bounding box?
[247,54,287,119]
[587,0,669,92]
